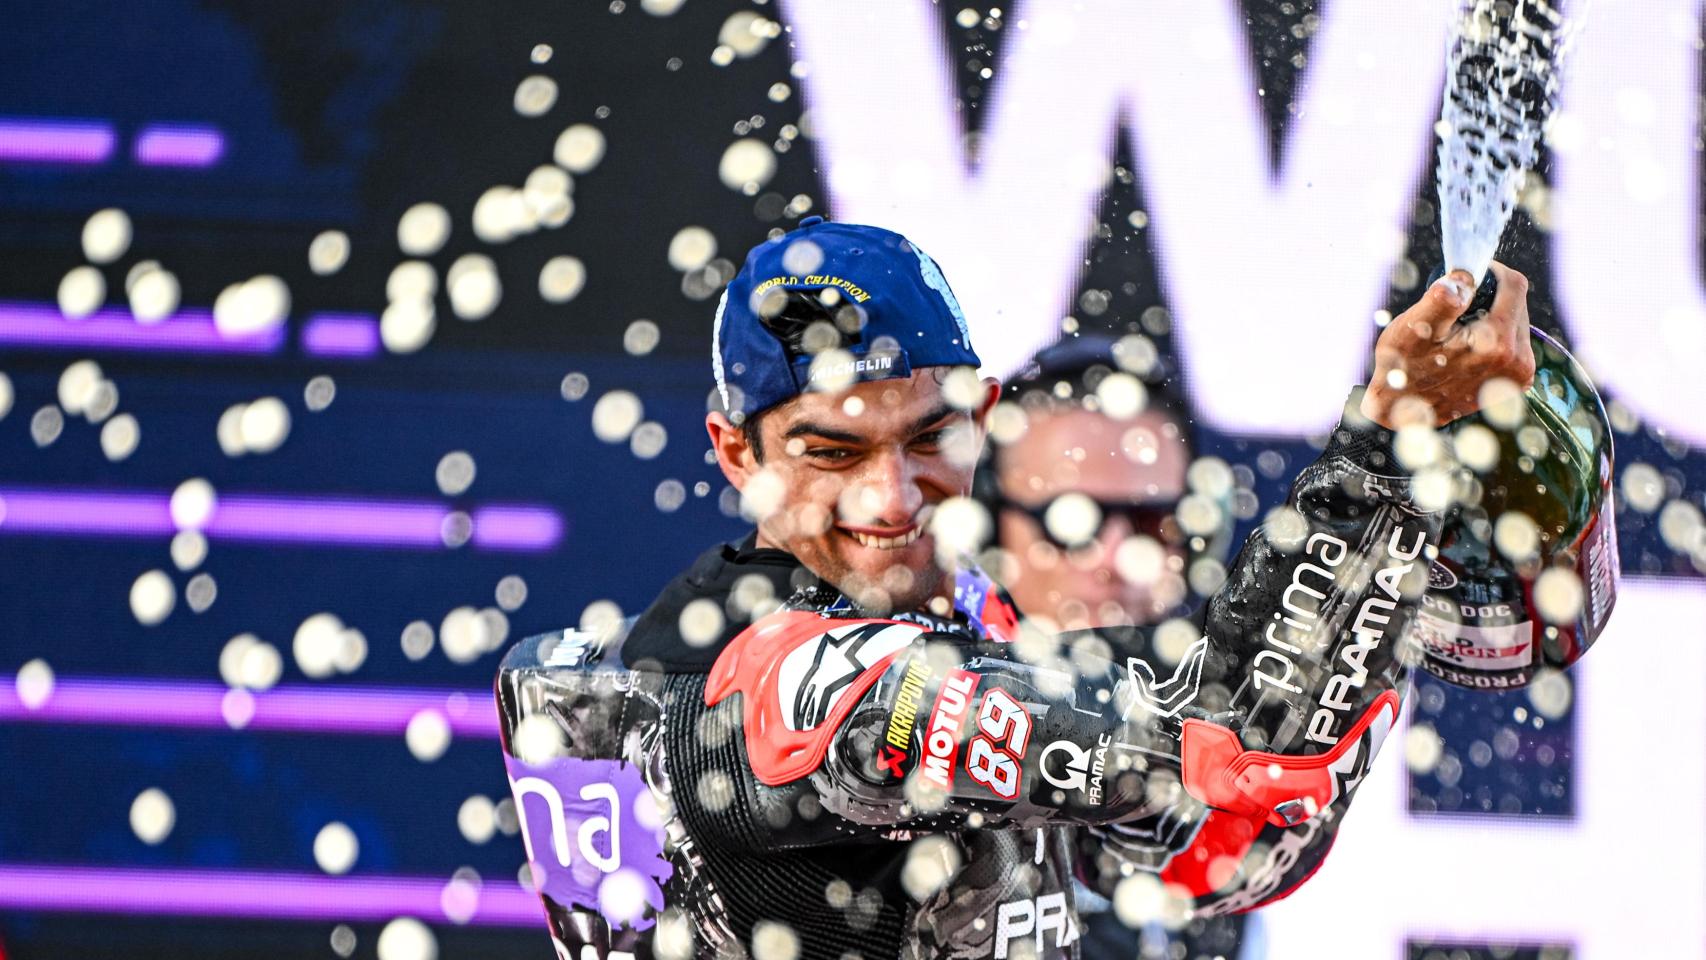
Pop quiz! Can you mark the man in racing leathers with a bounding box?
[496,217,1536,960]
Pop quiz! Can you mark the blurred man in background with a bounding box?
[989,337,1196,633]
[986,337,1256,958]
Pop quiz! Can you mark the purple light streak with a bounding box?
[0,301,284,355]
[132,124,225,168]
[0,674,498,738]
[0,863,542,926]
[0,118,116,164]
[302,312,382,358]
[0,487,564,553]
[470,506,566,551]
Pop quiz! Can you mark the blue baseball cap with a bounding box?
[712,217,981,419]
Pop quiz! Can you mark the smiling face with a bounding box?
[707,368,997,614]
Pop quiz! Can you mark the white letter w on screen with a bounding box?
[779,0,1449,434]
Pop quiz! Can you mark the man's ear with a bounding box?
[705,412,759,491]
[975,377,1002,424]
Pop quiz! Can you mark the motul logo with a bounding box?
[920,670,977,789]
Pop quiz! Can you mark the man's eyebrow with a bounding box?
[782,421,867,445]
[904,404,964,436]
[781,404,964,445]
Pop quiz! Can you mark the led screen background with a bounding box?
[0,1,1700,958]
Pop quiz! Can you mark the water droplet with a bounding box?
[1493,511,1540,561]
[1453,423,1500,471]
[130,570,175,626]
[655,478,687,512]
[381,298,436,353]
[440,606,488,664]
[459,795,496,844]
[330,925,358,959]
[309,230,350,276]
[401,620,435,661]
[513,75,559,117]
[304,375,336,412]
[58,266,105,319]
[128,268,179,324]
[560,371,590,401]
[15,659,54,710]
[130,787,175,844]
[82,208,132,264]
[668,227,717,272]
[313,822,360,874]
[1094,373,1146,420]
[436,451,477,496]
[240,397,291,454]
[680,598,725,647]
[1527,668,1573,719]
[294,613,345,679]
[554,124,607,173]
[448,254,502,320]
[30,407,63,450]
[95,413,138,461]
[1533,567,1584,624]
[719,12,778,58]
[471,186,531,244]
[1396,425,1446,470]
[376,917,437,960]
[901,835,962,901]
[591,390,644,442]
[405,709,452,762]
[170,478,218,531]
[387,261,437,303]
[1620,462,1664,513]
[214,275,291,338]
[512,714,565,764]
[495,575,528,611]
[1405,723,1444,773]
[1044,493,1101,546]
[185,572,217,613]
[539,255,587,303]
[55,360,101,415]
[719,139,777,191]
[624,319,661,356]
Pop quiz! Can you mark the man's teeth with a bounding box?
[850,528,923,549]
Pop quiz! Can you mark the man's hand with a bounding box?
[1360,261,1537,430]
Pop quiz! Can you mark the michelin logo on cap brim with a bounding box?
[808,354,893,383]
[802,343,912,390]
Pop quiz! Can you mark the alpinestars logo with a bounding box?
[1326,697,1396,805]
[1124,637,1210,718]
[776,622,921,731]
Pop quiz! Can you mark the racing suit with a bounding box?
[496,399,1441,959]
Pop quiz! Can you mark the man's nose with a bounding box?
[1090,511,1136,567]
[853,450,925,524]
